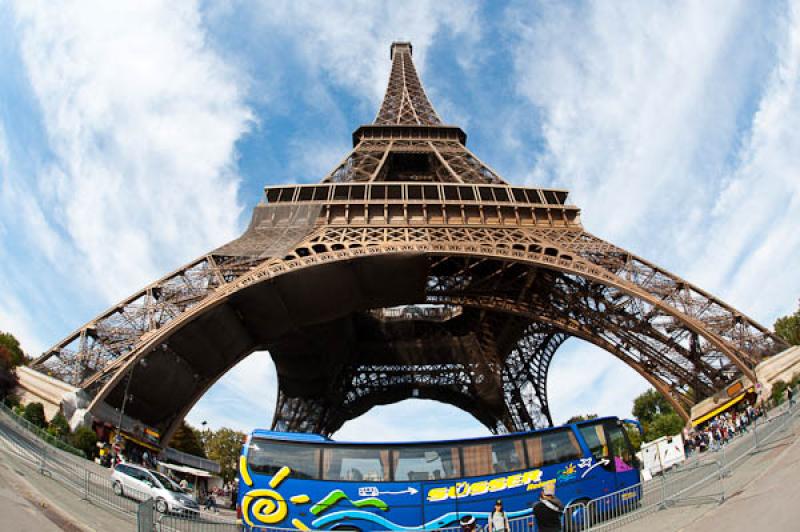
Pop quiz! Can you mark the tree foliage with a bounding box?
[632,389,684,442]
[772,380,788,405]
[48,412,71,440]
[774,301,800,346]
[70,426,98,459]
[632,389,675,425]
[0,346,19,400]
[0,332,26,367]
[23,402,47,428]
[565,414,598,424]
[205,427,246,483]
[170,421,206,458]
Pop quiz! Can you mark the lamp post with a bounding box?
[115,358,146,447]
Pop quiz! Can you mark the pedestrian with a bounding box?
[532,483,564,532]
[204,492,218,513]
[788,387,795,407]
[459,515,477,531]
[487,499,510,532]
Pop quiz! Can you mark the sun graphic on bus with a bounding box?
[239,457,391,531]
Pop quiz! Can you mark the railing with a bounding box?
[0,401,86,458]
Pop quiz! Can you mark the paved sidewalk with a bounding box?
[0,450,134,531]
[621,409,799,531]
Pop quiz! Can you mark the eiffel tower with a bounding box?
[31,42,787,444]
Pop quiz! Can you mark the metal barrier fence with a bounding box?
[0,390,796,532]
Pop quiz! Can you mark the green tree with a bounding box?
[772,380,788,406]
[170,421,206,458]
[624,426,642,452]
[0,346,19,401]
[632,389,676,425]
[205,428,246,483]
[0,332,26,367]
[565,414,598,424]
[648,413,684,441]
[70,426,98,459]
[48,412,71,440]
[23,402,47,428]
[774,301,800,346]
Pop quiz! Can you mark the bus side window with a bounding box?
[247,440,321,480]
[526,430,581,468]
[393,446,461,481]
[322,447,390,482]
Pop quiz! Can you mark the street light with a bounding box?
[115,358,147,446]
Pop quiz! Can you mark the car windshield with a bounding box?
[151,471,183,493]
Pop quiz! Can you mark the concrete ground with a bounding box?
[0,449,135,531]
[621,408,800,532]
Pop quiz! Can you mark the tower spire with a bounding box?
[374,42,442,125]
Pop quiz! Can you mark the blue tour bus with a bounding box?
[237,416,642,531]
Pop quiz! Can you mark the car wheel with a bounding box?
[112,481,123,497]
[156,498,169,514]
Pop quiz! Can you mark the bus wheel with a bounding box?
[331,526,361,531]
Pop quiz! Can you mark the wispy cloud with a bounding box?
[9,1,252,303]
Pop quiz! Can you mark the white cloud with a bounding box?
[187,351,277,431]
[10,0,252,303]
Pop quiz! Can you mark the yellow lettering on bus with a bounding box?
[470,481,489,495]
[488,477,507,492]
[521,470,543,484]
[427,487,449,502]
[506,474,523,488]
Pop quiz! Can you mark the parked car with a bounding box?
[111,463,199,514]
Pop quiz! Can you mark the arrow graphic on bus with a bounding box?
[358,486,418,497]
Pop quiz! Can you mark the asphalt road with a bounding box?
[0,455,74,531]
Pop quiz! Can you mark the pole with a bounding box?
[115,363,138,448]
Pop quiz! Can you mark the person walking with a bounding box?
[788,387,795,407]
[487,499,510,532]
[532,484,564,532]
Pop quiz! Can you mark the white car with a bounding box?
[111,463,199,514]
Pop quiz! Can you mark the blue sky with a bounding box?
[1,1,799,442]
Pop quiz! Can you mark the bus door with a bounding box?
[602,420,639,492]
[576,422,616,496]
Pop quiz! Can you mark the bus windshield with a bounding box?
[238,417,641,531]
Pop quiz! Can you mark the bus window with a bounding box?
[393,446,461,481]
[462,439,525,476]
[578,422,609,460]
[247,440,321,480]
[604,422,636,471]
[322,447,390,482]
[526,429,582,468]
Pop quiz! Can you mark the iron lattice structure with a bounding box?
[32,42,787,443]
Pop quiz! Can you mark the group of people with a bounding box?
[459,484,564,532]
[684,403,763,456]
[98,441,158,470]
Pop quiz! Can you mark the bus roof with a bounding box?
[249,416,621,447]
